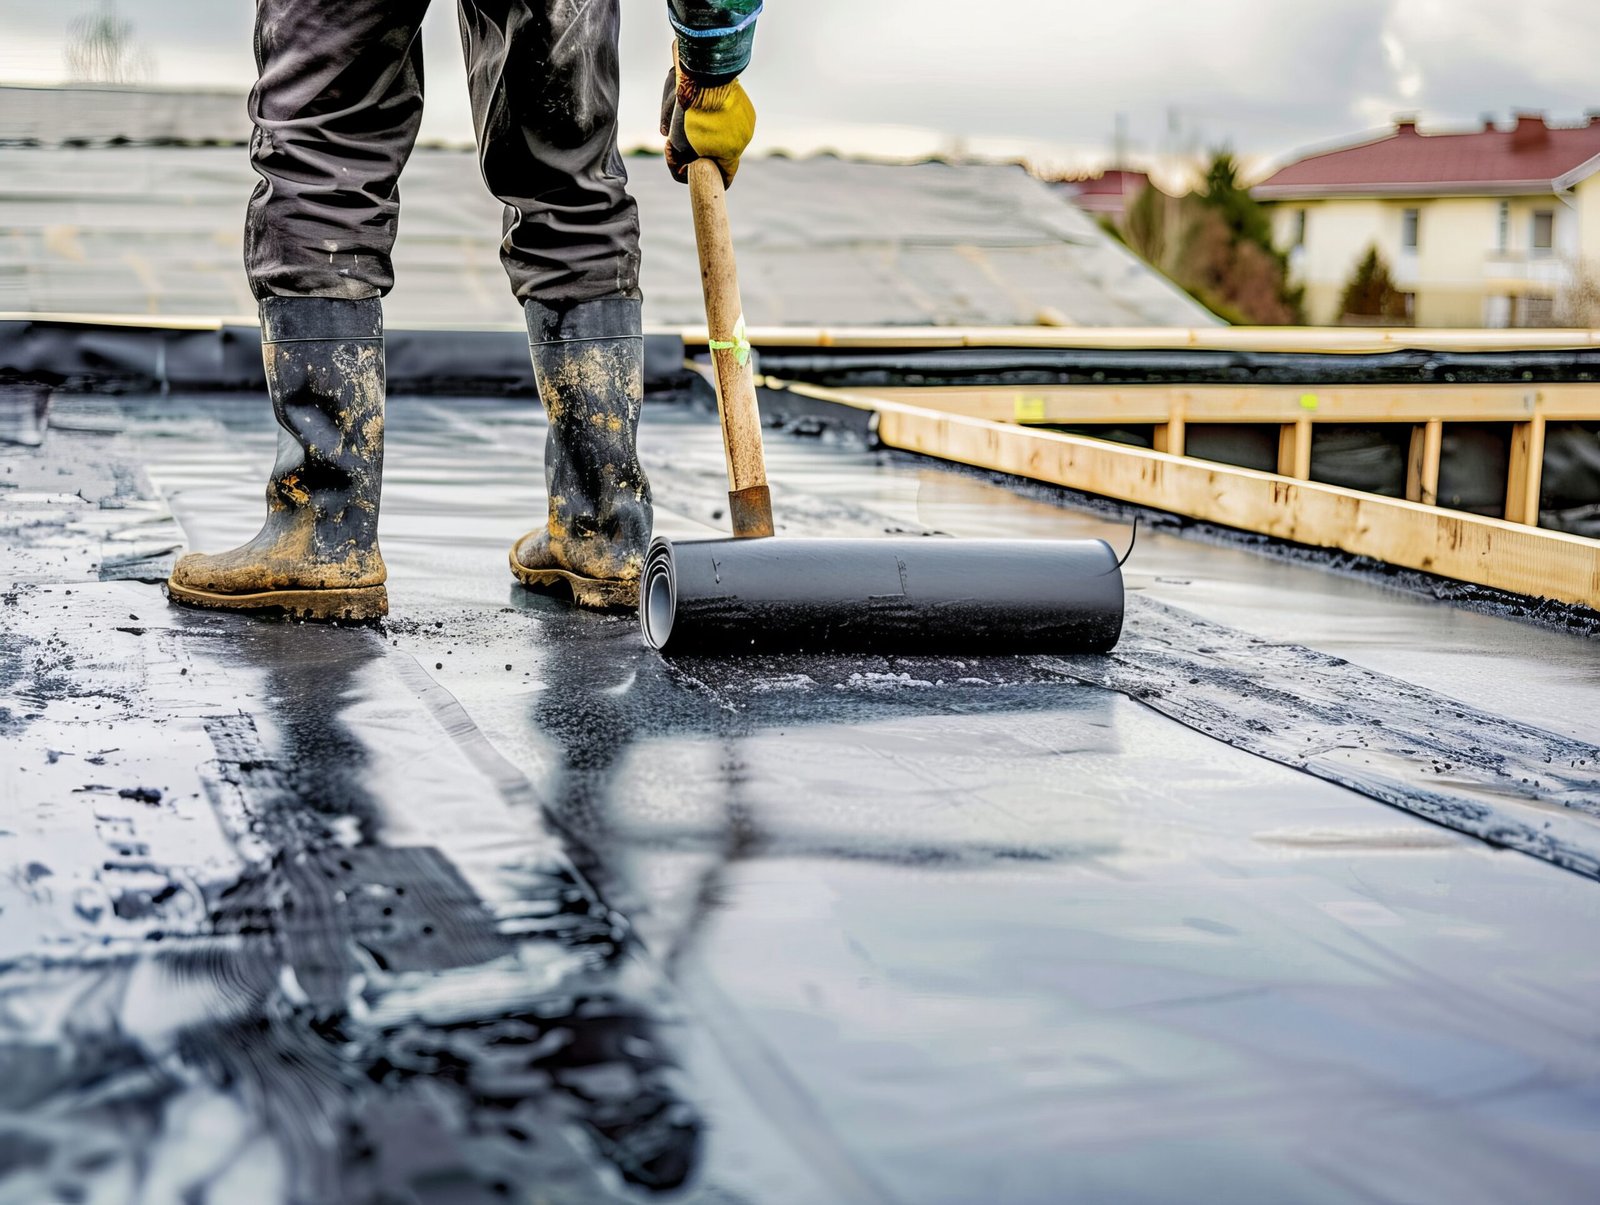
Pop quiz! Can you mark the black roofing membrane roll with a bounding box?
[640,536,1124,654]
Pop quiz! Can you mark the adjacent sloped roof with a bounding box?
[0,146,1216,327]
[0,85,1215,328]
[1255,116,1600,199]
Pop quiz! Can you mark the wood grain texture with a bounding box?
[863,383,1598,425]
[1405,419,1444,507]
[1505,415,1549,526]
[688,158,773,537]
[769,377,1600,609]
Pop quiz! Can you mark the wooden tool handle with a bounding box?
[688,157,775,538]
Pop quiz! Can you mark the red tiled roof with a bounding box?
[1060,170,1149,216]
[1069,170,1150,197]
[1255,115,1600,198]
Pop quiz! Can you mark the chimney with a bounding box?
[1511,110,1549,150]
[1481,113,1498,133]
[1394,114,1419,136]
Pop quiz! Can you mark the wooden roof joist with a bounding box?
[767,378,1600,611]
[863,383,1600,426]
[684,324,1600,354]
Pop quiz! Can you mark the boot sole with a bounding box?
[166,580,389,623]
[508,546,638,610]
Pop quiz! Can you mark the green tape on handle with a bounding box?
[709,314,751,366]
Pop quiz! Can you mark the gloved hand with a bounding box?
[660,49,756,187]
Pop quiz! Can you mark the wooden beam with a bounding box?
[863,384,1590,425]
[1405,419,1443,507]
[1278,418,1313,480]
[1152,403,1186,457]
[672,323,1600,355]
[765,378,1600,610]
[1505,415,1548,526]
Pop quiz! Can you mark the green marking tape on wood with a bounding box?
[708,313,751,366]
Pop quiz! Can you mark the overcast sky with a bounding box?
[3,0,1597,168]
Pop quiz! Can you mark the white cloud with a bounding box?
[4,0,1598,160]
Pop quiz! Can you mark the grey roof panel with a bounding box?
[0,145,1215,327]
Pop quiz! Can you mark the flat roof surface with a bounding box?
[3,390,1599,1202]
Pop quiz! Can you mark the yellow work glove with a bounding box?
[660,53,756,187]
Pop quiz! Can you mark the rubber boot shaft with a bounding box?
[167,297,388,620]
[510,297,652,607]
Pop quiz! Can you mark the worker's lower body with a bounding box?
[168,0,650,618]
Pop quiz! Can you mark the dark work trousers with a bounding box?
[244,0,641,306]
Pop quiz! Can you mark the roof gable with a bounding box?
[1256,115,1600,199]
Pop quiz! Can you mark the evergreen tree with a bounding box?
[1339,246,1408,322]
[1114,150,1304,326]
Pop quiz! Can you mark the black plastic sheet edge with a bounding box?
[755,345,1600,388]
[12,319,1600,396]
[0,319,690,397]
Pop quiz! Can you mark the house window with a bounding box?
[1496,201,1510,252]
[1401,208,1420,252]
[1292,209,1308,249]
[1531,210,1555,256]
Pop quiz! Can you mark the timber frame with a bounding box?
[760,376,1600,611]
[852,382,1598,525]
[678,324,1600,533]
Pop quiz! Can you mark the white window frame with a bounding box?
[1401,207,1420,252]
[1530,209,1555,258]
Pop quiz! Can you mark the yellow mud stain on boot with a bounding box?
[170,318,387,622]
[279,473,311,506]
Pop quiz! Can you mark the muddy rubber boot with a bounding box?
[510,297,652,610]
[167,297,388,622]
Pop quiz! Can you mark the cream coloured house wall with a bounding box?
[1576,173,1600,269]
[1273,201,1388,324]
[1578,175,1600,246]
[1268,189,1593,326]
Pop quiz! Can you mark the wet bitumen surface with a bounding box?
[4,389,1600,1203]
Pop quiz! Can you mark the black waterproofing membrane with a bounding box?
[5,319,1599,533]
[0,317,692,397]
[640,536,1125,654]
[4,391,1600,1203]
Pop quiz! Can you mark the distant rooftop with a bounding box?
[0,83,252,147]
[1057,170,1151,219]
[1255,112,1600,200]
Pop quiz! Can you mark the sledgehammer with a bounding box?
[637,158,1126,655]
